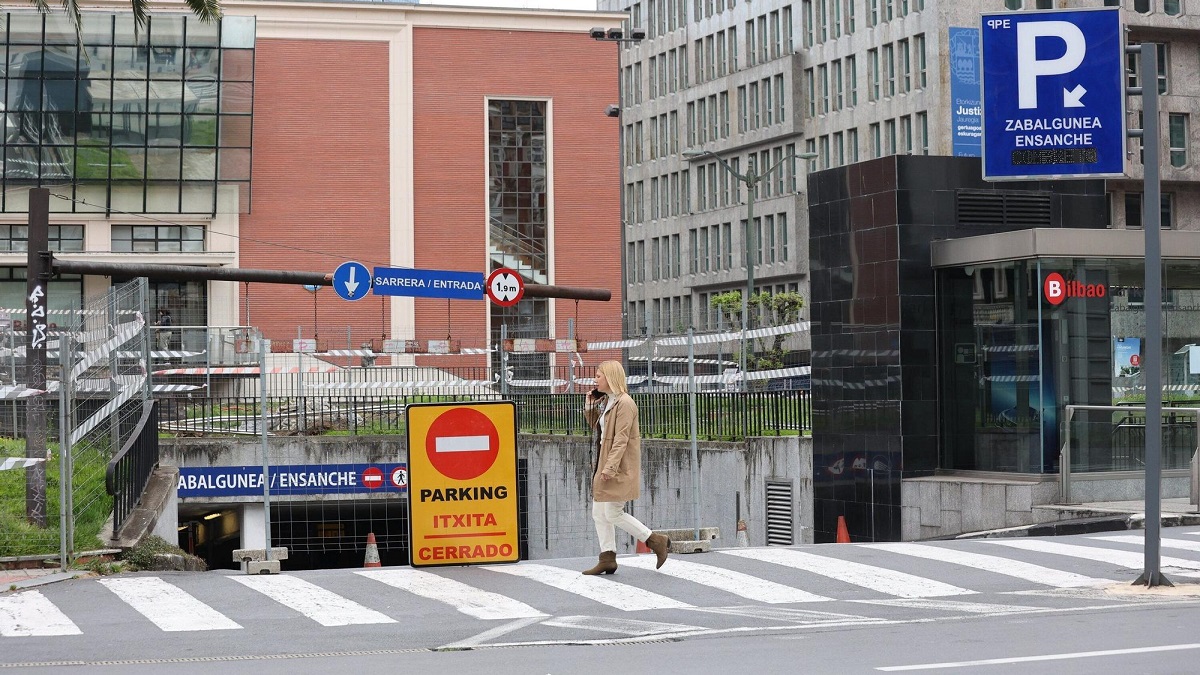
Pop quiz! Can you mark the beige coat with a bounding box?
[584,393,642,502]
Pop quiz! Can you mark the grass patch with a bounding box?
[1,438,109,558]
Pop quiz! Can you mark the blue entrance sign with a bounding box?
[332,261,371,301]
[371,267,485,300]
[981,8,1125,180]
[177,463,408,498]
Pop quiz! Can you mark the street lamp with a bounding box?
[591,25,645,337]
[683,148,817,390]
[303,284,320,345]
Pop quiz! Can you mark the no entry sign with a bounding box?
[405,401,519,567]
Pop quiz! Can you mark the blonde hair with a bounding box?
[596,360,629,396]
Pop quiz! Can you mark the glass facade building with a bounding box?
[934,232,1200,478]
[0,11,254,214]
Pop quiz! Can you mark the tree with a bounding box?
[32,0,222,39]
[710,290,805,371]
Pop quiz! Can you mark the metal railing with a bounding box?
[1060,404,1200,505]
[106,401,160,534]
[156,390,811,440]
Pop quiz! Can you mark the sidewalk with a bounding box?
[0,567,88,591]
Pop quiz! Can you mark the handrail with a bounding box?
[105,400,156,496]
[1061,404,1200,505]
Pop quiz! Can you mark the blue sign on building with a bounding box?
[981,8,1125,180]
[371,267,485,300]
[178,463,408,498]
[332,261,371,301]
[949,27,982,157]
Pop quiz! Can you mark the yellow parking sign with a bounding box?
[406,401,519,567]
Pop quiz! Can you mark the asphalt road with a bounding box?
[4,527,1200,674]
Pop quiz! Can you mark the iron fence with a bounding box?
[156,390,811,440]
[106,401,161,532]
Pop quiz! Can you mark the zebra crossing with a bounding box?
[5,531,1200,640]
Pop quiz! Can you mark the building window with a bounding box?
[868,48,880,101]
[1,224,84,252]
[0,12,255,215]
[487,99,549,371]
[870,123,881,158]
[914,34,927,89]
[111,224,204,252]
[883,43,895,97]
[916,111,928,155]
[1165,0,1181,15]
[1170,113,1188,168]
[847,56,858,106]
[1124,192,1174,229]
[885,118,897,155]
[848,128,859,162]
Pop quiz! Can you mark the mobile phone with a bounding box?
[591,388,603,398]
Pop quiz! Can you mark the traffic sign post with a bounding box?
[406,401,519,567]
[486,267,524,306]
[332,261,371,301]
[981,8,1125,180]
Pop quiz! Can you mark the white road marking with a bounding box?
[1093,534,1200,553]
[0,591,81,637]
[97,577,241,632]
[718,548,974,598]
[434,435,490,453]
[864,541,1111,588]
[541,615,703,636]
[485,563,693,611]
[851,598,1043,614]
[980,539,1200,577]
[437,616,545,650]
[356,568,545,620]
[619,555,831,603]
[876,642,1200,671]
[229,574,396,626]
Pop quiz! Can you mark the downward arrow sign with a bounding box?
[344,266,359,295]
[1063,84,1087,108]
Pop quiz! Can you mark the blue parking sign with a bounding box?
[981,8,1125,180]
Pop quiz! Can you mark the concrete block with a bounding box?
[232,547,289,563]
[668,539,712,554]
[901,506,922,541]
[1005,485,1032,513]
[1005,510,1037,528]
[960,483,985,530]
[940,483,962,511]
[940,509,962,536]
[982,484,1008,529]
[246,560,280,575]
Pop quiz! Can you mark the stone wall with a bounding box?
[161,434,813,560]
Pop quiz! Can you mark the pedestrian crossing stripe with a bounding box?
[356,568,545,620]
[718,548,974,598]
[618,554,830,603]
[863,541,1112,588]
[980,539,1200,578]
[485,563,694,611]
[0,591,81,637]
[228,574,396,626]
[97,577,241,632]
[1093,534,1200,553]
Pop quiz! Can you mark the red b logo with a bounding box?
[1043,273,1066,306]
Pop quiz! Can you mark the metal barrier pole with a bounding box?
[1060,405,1074,505]
[687,327,700,540]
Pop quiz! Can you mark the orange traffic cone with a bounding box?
[836,516,851,543]
[363,532,382,567]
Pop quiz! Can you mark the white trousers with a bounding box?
[592,501,652,553]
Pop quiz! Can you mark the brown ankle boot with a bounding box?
[582,550,618,575]
[644,533,670,569]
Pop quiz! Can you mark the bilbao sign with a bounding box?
[1043,272,1107,306]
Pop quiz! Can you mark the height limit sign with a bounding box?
[486,268,524,307]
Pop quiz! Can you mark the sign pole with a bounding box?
[1131,43,1168,588]
[24,188,49,527]
[259,337,273,560]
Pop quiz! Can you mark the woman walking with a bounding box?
[581,360,670,575]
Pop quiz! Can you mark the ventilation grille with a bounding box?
[956,190,1052,227]
[765,480,794,546]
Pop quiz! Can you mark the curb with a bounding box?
[951,512,1200,540]
[3,570,90,592]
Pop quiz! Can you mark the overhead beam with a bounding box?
[49,257,611,301]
